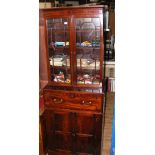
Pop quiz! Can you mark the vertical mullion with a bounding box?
[100,14,104,84]
[70,15,76,86]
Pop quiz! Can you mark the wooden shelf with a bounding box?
[49,45,69,49]
[50,65,71,71]
[49,29,69,32]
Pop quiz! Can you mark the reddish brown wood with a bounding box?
[44,90,103,112]
[39,6,106,155]
[39,14,48,89]
[40,6,105,87]
[39,114,47,155]
[48,150,73,155]
[42,110,102,155]
[39,120,44,155]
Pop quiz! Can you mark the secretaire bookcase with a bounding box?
[39,5,107,155]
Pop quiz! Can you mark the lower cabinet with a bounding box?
[43,110,102,155]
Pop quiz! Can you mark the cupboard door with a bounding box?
[44,111,73,153]
[44,110,102,154]
[75,113,102,154]
[46,18,71,84]
[74,17,103,86]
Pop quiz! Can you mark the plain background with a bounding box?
[0,0,155,155]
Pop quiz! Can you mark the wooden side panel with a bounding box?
[39,15,48,89]
[39,114,48,155]
[39,118,45,155]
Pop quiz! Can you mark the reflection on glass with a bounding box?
[76,18,100,48]
[75,18,101,85]
[47,18,71,84]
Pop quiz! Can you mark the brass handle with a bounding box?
[53,98,63,104]
[81,100,92,105]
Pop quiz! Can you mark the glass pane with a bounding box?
[75,18,101,85]
[47,18,71,84]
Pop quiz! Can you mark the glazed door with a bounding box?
[46,18,72,85]
[74,17,103,87]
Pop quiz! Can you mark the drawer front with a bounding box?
[43,91,103,112]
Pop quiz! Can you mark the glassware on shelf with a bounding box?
[50,41,69,47]
[92,39,100,47]
[77,74,100,85]
[49,54,70,67]
[53,71,71,83]
[55,41,65,46]
[76,54,100,70]
[76,40,100,48]
[81,41,92,47]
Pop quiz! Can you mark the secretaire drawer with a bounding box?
[43,90,103,112]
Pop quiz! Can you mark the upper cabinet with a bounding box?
[40,6,107,89]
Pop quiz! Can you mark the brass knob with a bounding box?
[82,100,85,104]
[88,101,92,105]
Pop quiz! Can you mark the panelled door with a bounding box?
[44,110,102,155]
[44,110,73,154]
